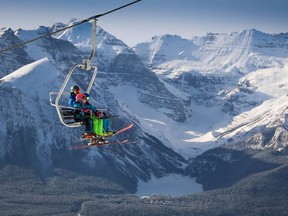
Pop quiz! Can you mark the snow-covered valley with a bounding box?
[133,29,288,156]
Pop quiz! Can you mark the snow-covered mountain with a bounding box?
[52,19,134,68]
[131,30,288,198]
[134,29,288,76]
[0,28,34,78]
[1,19,288,197]
[0,24,190,191]
[134,29,288,157]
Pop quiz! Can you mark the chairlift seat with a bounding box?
[58,105,83,126]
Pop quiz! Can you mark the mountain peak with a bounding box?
[152,34,184,41]
[53,19,134,66]
[239,28,270,39]
[0,27,14,37]
[134,34,196,65]
[36,26,50,35]
[241,28,261,34]
[1,58,58,93]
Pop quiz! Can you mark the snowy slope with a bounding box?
[134,34,198,66]
[214,62,288,149]
[2,58,58,94]
[55,20,131,53]
[15,27,54,61]
[14,26,84,74]
[0,58,64,166]
[0,58,188,188]
[215,94,288,147]
[133,29,288,156]
[109,84,231,158]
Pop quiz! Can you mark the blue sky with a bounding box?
[0,0,287,46]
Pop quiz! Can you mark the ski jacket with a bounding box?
[68,92,77,107]
[73,102,84,120]
[83,102,98,116]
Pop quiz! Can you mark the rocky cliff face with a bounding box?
[0,28,34,78]
[134,29,288,134]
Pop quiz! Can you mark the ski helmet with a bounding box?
[76,93,86,102]
[71,85,80,92]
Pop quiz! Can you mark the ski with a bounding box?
[106,123,134,138]
[69,139,130,150]
[70,123,135,150]
[89,139,129,147]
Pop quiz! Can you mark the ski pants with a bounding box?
[92,117,111,135]
[83,116,93,133]
[93,116,103,136]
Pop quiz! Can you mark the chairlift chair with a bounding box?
[50,19,98,127]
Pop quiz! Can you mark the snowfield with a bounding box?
[110,84,232,158]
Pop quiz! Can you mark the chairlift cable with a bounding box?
[0,0,141,54]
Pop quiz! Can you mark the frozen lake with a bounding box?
[135,174,203,196]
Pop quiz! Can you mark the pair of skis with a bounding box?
[69,139,130,150]
[69,123,135,150]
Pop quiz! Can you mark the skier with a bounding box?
[73,93,95,137]
[83,93,114,137]
[102,112,113,136]
[68,85,80,107]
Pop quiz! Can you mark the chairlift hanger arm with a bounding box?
[0,0,142,54]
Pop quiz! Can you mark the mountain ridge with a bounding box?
[133,28,288,76]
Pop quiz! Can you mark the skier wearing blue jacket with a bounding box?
[68,85,80,107]
[73,93,95,137]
